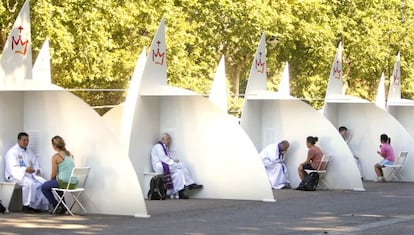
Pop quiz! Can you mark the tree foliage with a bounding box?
[1,0,414,115]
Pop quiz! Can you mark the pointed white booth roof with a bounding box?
[32,38,52,84]
[207,55,240,123]
[0,1,147,216]
[324,98,414,181]
[324,49,414,181]
[0,80,148,217]
[105,18,275,202]
[241,36,364,190]
[103,47,147,138]
[208,56,228,113]
[0,0,32,80]
[375,73,386,110]
[388,52,401,101]
[387,53,414,140]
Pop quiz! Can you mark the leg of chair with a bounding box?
[60,196,75,216]
[53,190,76,216]
[316,172,328,190]
[317,182,325,190]
[52,189,66,214]
[70,192,87,214]
[387,167,399,181]
[317,179,328,190]
[393,168,402,181]
[385,167,393,181]
[390,169,397,181]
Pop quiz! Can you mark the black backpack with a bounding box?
[147,175,167,200]
[0,200,6,213]
[297,172,319,191]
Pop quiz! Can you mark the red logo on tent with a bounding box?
[393,68,400,85]
[255,52,265,74]
[152,40,165,65]
[333,60,341,80]
[11,25,29,56]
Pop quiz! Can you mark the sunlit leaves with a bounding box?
[1,0,414,115]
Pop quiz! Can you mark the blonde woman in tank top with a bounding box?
[41,136,76,214]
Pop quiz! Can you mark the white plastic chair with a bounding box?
[52,167,90,216]
[304,154,332,190]
[385,151,408,181]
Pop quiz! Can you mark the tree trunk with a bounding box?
[0,33,5,52]
[231,64,241,97]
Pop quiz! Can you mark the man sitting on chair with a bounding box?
[151,133,203,199]
[4,132,49,213]
[259,140,291,189]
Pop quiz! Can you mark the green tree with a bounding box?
[2,0,414,116]
[0,0,23,50]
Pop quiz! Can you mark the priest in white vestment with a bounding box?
[259,140,291,189]
[151,133,203,199]
[5,132,49,212]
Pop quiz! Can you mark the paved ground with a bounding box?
[1,182,414,235]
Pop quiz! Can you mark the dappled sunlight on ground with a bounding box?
[0,214,107,234]
[235,226,262,231]
[1,182,414,234]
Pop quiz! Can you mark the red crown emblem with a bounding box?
[393,68,400,85]
[152,40,165,65]
[11,26,29,56]
[333,60,341,80]
[255,52,265,74]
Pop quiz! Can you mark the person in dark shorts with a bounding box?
[297,136,324,181]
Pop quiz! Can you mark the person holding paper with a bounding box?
[4,132,49,213]
[151,133,203,199]
[259,140,291,189]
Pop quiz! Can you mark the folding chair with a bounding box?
[304,154,332,190]
[385,151,408,181]
[52,167,90,216]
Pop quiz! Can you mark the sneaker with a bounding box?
[374,177,385,182]
[22,206,35,214]
[281,184,292,189]
[188,183,203,190]
[50,205,66,215]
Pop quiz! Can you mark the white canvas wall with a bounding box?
[388,105,414,138]
[102,104,123,138]
[241,99,364,190]
[325,102,414,181]
[0,93,24,181]
[128,95,275,201]
[128,96,161,179]
[0,90,148,216]
[240,100,262,150]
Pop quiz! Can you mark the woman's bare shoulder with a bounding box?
[52,153,64,162]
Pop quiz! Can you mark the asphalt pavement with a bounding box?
[1,181,413,235]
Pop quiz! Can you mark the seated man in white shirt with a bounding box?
[259,140,291,189]
[4,132,49,212]
[150,133,202,199]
